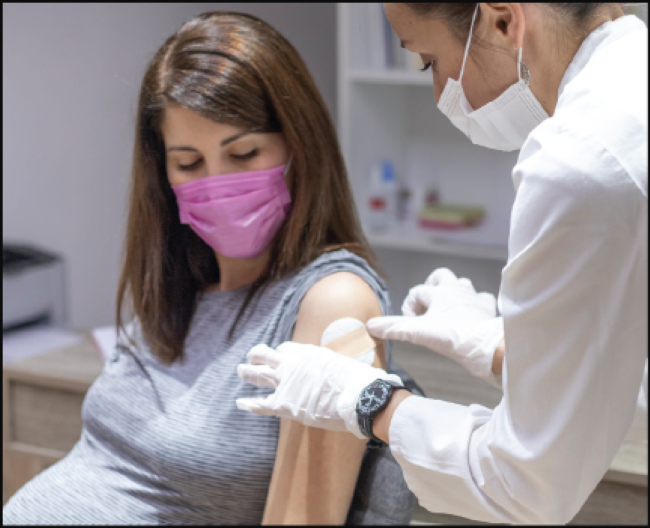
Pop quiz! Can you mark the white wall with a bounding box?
[3,3,336,331]
[627,3,648,25]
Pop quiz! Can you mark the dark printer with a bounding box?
[3,243,66,333]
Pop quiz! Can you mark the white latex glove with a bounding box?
[236,341,403,439]
[366,268,504,386]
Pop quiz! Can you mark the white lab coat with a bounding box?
[389,15,648,525]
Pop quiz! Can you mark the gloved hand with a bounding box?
[366,268,504,386]
[236,341,403,439]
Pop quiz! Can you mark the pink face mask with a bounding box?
[172,162,292,259]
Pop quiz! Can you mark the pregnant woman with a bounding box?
[3,11,418,525]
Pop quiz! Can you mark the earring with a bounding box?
[516,46,530,84]
[520,60,530,84]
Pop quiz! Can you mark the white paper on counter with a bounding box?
[3,326,85,365]
[91,324,136,362]
[91,326,119,362]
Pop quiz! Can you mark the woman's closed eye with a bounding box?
[178,159,201,171]
[177,149,259,171]
[231,148,258,161]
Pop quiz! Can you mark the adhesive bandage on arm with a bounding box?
[320,317,381,367]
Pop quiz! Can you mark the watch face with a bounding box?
[358,381,390,415]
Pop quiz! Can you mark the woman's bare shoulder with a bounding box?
[292,272,383,346]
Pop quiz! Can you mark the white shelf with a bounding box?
[338,4,513,300]
[347,69,433,86]
[364,223,508,261]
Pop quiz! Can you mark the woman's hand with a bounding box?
[366,268,504,386]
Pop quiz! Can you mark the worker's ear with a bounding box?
[482,3,526,50]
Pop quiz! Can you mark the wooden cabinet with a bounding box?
[2,339,104,505]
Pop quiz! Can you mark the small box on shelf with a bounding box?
[418,204,486,230]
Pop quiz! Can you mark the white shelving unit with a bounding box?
[337,3,519,307]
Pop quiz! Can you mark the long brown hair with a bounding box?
[117,11,380,364]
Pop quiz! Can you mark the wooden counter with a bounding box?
[3,338,104,504]
[3,338,647,525]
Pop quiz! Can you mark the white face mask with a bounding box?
[437,4,549,151]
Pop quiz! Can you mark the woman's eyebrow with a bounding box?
[220,131,251,147]
[166,146,197,152]
[166,132,251,152]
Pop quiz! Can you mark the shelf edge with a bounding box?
[367,237,508,261]
[347,69,433,86]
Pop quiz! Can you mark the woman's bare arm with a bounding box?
[262,272,386,525]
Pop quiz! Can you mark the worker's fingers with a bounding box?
[275,341,309,354]
[456,277,476,292]
[246,343,282,368]
[477,292,497,314]
[275,341,330,359]
[366,315,422,343]
[237,363,280,389]
[402,284,436,316]
[235,396,276,416]
[423,268,458,287]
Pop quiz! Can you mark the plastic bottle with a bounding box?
[397,172,419,228]
[366,160,396,233]
[425,183,440,207]
[381,160,397,222]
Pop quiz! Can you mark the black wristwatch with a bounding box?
[356,379,409,448]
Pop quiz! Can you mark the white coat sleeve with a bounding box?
[388,125,647,524]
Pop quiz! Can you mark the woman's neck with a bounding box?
[527,4,625,116]
[211,249,271,292]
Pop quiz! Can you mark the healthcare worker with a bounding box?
[237,3,648,524]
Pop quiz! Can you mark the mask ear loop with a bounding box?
[458,3,479,83]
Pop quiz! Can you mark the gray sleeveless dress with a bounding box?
[3,249,418,525]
